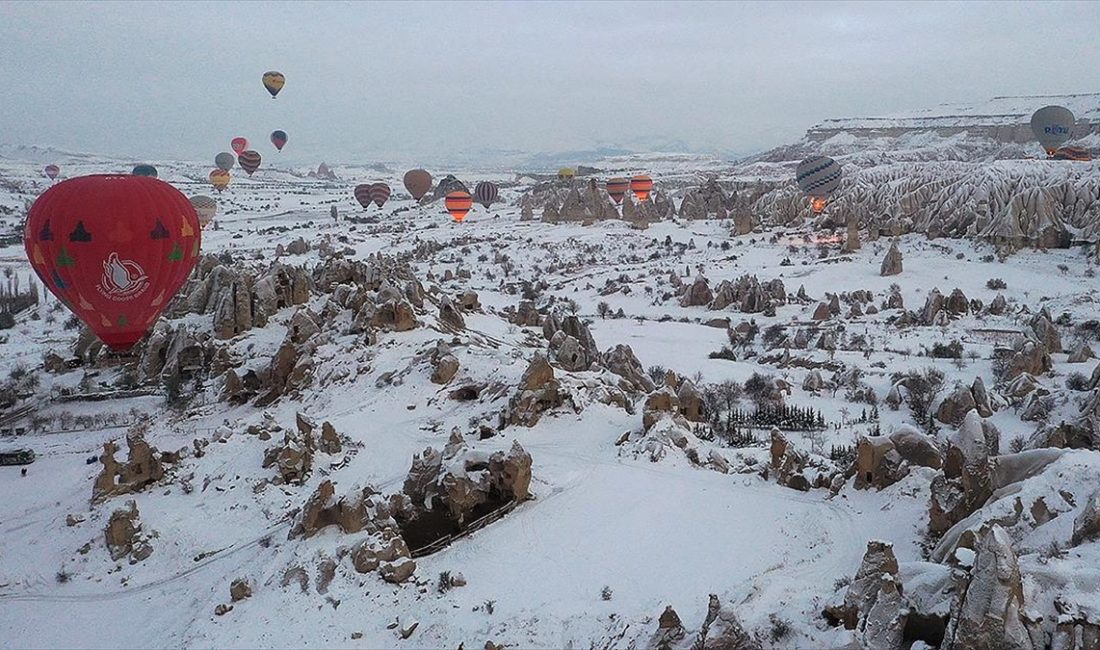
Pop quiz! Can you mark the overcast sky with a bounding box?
[2,1,1098,165]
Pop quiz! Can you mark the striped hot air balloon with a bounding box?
[215,152,235,171]
[629,175,653,202]
[445,191,473,223]
[44,165,60,181]
[262,71,285,99]
[189,195,217,228]
[238,150,261,176]
[353,184,372,209]
[795,156,842,214]
[209,169,231,192]
[403,169,432,200]
[231,138,248,155]
[606,177,629,204]
[473,181,498,208]
[368,183,391,208]
[1051,146,1091,161]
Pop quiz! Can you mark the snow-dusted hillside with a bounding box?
[1,134,1100,650]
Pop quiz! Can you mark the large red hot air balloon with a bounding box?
[24,175,201,351]
[368,183,391,208]
[238,150,261,176]
[231,138,249,155]
[44,165,60,181]
[606,177,629,204]
[445,191,473,223]
[630,175,654,202]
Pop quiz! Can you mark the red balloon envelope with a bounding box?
[24,175,201,351]
[231,137,248,155]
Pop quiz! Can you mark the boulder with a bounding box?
[929,412,993,536]
[1071,490,1100,547]
[680,275,714,307]
[937,383,977,426]
[602,344,655,394]
[504,354,567,427]
[230,578,252,602]
[854,436,906,490]
[439,296,466,330]
[880,240,903,276]
[92,425,165,504]
[949,525,1033,650]
[431,353,460,385]
[826,540,900,630]
[104,500,147,562]
[643,387,680,431]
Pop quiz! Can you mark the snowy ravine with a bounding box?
[1,119,1100,649]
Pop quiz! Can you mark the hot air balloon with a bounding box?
[558,167,575,180]
[132,164,158,178]
[1031,106,1076,156]
[271,130,288,151]
[1051,145,1091,162]
[368,183,391,208]
[473,181,499,209]
[353,184,373,209]
[209,169,231,192]
[189,195,217,228]
[238,150,261,176]
[403,169,432,201]
[231,138,248,155]
[606,177,629,204]
[630,175,654,202]
[262,71,285,99]
[215,152,235,171]
[44,165,60,181]
[796,156,842,214]
[24,175,201,351]
[445,191,473,223]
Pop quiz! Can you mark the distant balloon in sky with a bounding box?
[1051,145,1091,162]
[189,195,217,228]
[473,181,498,208]
[796,155,842,214]
[262,71,285,99]
[368,183,391,208]
[629,175,653,202]
[445,191,473,223]
[270,130,288,151]
[24,174,201,351]
[132,164,157,178]
[231,138,248,155]
[44,165,60,181]
[215,152,235,171]
[209,169,231,192]
[238,150,261,176]
[558,167,575,180]
[353,184,372,209]
[1030,105,1075,156]
[606,177,629,205]
[403,169,432,200]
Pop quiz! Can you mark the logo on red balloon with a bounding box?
[98,252,149,301]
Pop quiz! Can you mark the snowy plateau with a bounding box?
[1,93,1100,650]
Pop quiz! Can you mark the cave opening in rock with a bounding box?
[449,385,482,401]
[396,489,514,555]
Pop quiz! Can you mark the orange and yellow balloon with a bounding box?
[445,191,473,223]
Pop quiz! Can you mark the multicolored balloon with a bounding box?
[1031,105,1075,156]
[368,183,391,208]
[132,164,158,178]
[353,184,373,209]
[445,191,473,223]
[606,177,629,204]
[238,150,261,176]
[1051,145,1091,162]
[215,152,235,171]
[270,130,288,151]
[262,71,285,99]
[24,175,201,351]
[403,169,432,200]
[44,165,60,181]
[189,195,217,228]
[231,138,249,155]
[209,169,231,192]
[796,156,842,214]
[473,181,498,209]
[629,175,653,202]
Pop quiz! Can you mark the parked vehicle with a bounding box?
[0,448,35,465]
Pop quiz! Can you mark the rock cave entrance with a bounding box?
[397,488,514,556]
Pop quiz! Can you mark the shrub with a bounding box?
[930,340,963,359]
[600,586,613,601]
[768,614,792,642]
[986,278,1007,290]
[708,346,738,361]
[1066,372,1090,392]
[646,365,667,387]
[437,571,452,594]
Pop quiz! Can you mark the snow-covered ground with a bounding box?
[1,138,1099,648]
